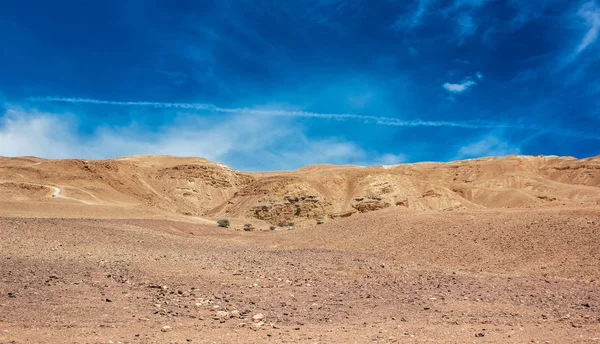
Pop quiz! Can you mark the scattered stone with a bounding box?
[253,321,264,328]
[7,292,15,298]
[161,325,172,332]
[215,311,230,319]
[105,298,112,302]
[252,313,265,322]
[230,310,240,318]
[475,332,485,337]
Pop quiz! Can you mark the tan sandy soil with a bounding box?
[1,155,600,343]
[1,208,600,343]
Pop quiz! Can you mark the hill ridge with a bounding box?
[1,154,599,225]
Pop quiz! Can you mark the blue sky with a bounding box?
[1,0,599,171]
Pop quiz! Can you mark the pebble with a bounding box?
[253,313,265,322]
[216,311,230,319]
[161,325,172,332]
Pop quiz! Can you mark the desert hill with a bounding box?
[1,154,599,226]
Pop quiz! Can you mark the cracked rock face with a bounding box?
[248,195,332,224]
[351,197,391,213]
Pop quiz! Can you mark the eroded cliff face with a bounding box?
[1,154,599,224]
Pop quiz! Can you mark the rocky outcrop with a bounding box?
[248,195,332,224]
[351,196,391,213]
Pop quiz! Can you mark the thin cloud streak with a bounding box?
[27,96,600,140]
[576,1,600,55]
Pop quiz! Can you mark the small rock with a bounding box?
[253,321,264,328]
[475,332,485,337]
[230,310,240,318]
[161,325,172,332]
[215,311,230,319]
[7,292,15,298]
[253,313,265,322]
[105,298,112,302]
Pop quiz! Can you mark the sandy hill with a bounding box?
[1,154,599,226]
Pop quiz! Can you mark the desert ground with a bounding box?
[1,155,600,343]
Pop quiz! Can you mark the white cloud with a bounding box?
[373,153,408,165]
[476,72,483,79]
[0,107,407,171]
[442,79,476,93]
[27,96,600,140]
[575,1,600,55]
[455,135,520,160]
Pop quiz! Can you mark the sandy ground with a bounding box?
[2,207,600,343]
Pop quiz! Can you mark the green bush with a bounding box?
[316,219,324,225]
[217,219,230,228]
[243,223,255,231]
[269,226,276,231]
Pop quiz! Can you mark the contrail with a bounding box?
[27,96,600,140]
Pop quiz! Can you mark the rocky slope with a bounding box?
[1,154,599,225]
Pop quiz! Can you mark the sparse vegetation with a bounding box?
[217,219,230,228]
[269,225,276,231]
[243,223,255,231]
[316,219,324,225]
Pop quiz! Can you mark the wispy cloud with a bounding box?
[575,1,600,55]
[392,0,434,31]
[0,106,404,170]
[442,79,476,93]
[25,96,600,140]
[455,135,520,159]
